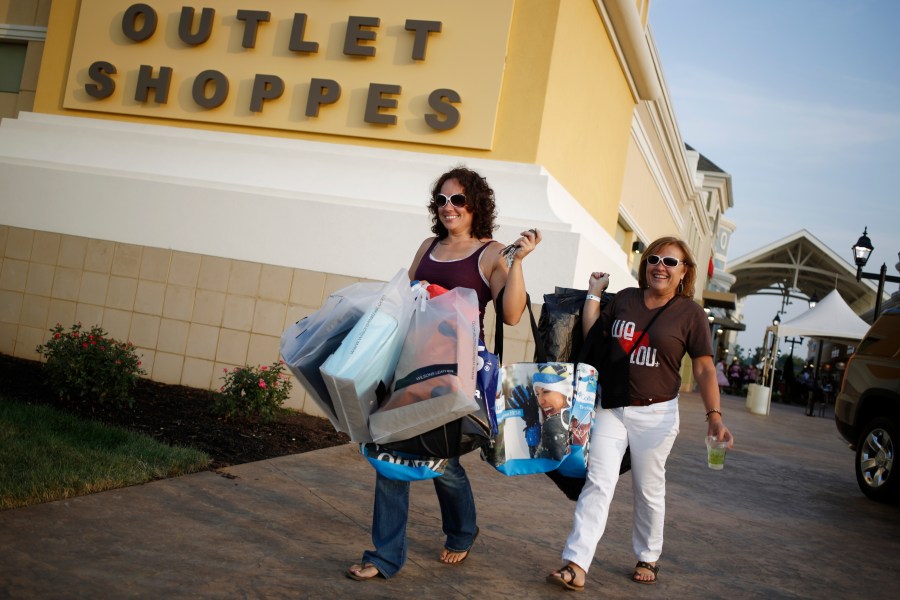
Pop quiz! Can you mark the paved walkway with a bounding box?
[3,393,899,599]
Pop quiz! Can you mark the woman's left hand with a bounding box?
[708,417,734,448]
[510,228,542,261]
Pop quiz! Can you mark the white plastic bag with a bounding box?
[368,287,480,444]
[280,281,384,432]
[319,268,416,443]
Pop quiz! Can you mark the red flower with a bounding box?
[258,379,267,389]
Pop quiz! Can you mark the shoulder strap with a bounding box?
[578,291,676,363]
[493,287,547,364]
[628,295,678,355]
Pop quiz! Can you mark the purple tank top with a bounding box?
[414,238,495,338]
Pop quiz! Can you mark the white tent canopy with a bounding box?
[776,289,870,342]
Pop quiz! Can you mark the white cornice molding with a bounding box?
[631,112,683,231]
[599,0,662,101]
[0,24,47,42]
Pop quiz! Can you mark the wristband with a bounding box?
[586,294,602,303]
[705,409,722,421]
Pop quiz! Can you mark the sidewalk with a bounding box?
[2,392,898,599]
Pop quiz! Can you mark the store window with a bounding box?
[0,41,27,93]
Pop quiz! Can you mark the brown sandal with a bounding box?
[631,561,659,584]
[546,565,585,592]
[346,563,381,581]
[439,527,479,565]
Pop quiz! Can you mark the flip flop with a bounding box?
[439,526,479,565]
[346,563,381,581]
[546,565,584,592]
[631,561,659,585]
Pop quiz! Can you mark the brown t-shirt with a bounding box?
[601,287,712,401]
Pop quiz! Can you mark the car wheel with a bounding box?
[855,416,899,504]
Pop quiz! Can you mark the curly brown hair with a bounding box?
[637,236,697,298]
[428,167,498,240]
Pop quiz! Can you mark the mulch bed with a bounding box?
[0,354,350,469]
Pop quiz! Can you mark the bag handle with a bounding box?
[493,287,548,364]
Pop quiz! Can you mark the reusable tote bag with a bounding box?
[280,281,384,433]
[359,443,449,481]
[482,294,599,476]
[319,268,416,443]
[368,286,480,444]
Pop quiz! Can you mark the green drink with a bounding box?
[707,447,726,469]
[705,436,728,470]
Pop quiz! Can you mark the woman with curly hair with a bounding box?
[347,166,542,581]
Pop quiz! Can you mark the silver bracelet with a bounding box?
[586,294,602,303]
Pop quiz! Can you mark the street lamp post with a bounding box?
[784,336,804,373]
[852,227,900,319]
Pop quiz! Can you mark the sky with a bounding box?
[649,0,900,357]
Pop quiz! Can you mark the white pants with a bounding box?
[562,399,680,572]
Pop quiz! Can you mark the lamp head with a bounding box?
[773,313,781,326]
[808,291,819,308]
[852,227,874,268]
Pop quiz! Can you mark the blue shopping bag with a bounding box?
[484,362,597,476]
[360,444,448,481]
[555,364,597,477]
[476,340,501,436]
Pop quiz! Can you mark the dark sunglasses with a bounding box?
[646,255,684,268]
[433,193,467,208]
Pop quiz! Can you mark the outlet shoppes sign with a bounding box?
[64,0,514,148]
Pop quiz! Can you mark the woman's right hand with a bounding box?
[588,272,610,295]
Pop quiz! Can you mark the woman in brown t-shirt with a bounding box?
[547,236,734,591]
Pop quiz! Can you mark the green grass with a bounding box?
[0,399,210,511]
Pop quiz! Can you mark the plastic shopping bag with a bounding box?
[280,281,384,432]
[477,340,501,436]
[368,287,480,444]
[320,268,416,443]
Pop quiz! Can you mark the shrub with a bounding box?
[215,361,292,422]
[35,322,146,409]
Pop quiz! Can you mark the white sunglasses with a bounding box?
[646,255,685,268]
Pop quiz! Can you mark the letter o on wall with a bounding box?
[122,3,158,42]
[192,70,229,108]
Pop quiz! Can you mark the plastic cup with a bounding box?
[706,436,728,470]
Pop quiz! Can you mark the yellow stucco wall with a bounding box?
[536,0,635,233]
[35,0,636,229]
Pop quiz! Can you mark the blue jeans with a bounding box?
[361,457,477,578]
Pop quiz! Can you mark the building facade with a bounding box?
[0,0,729,416]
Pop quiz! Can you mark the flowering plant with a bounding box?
[215,361,292,422]
[35,322,146,408]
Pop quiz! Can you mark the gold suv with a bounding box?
[835,307,900,503]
